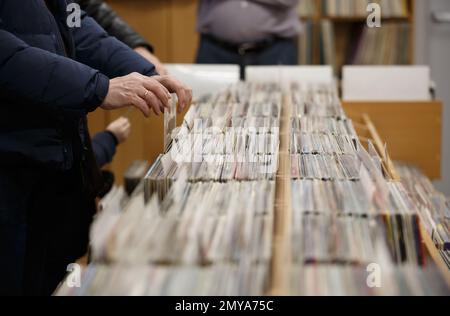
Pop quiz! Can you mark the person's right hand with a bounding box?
[100,72,172,117]
[153,75,193,113]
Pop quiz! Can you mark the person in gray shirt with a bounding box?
[196,0,301,79]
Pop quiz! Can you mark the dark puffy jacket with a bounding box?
[0,0,157,170]
[92,130,117,168]
[75,0,154,52]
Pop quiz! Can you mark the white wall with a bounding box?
[415,0,450,195]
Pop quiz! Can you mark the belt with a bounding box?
[202,34,279,55]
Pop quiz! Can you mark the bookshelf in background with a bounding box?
[298,0,415,76]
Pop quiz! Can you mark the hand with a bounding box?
[153,75,193,113]
[106,117,131,144]
[101,72,172,117]
[134,47,168,76]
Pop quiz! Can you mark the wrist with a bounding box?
[133,43,154,53]
[88,73,110,113]
[134,46,150,54]
[105,130,119,146]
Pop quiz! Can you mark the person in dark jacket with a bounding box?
[76,0,167,75]
[92,116,131,168]
[92,116,130,197]
[0,0,191,295]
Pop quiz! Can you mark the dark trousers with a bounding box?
[0,166,94,295]
[196,34,298,80]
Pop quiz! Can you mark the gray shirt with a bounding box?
[197,0,301,44]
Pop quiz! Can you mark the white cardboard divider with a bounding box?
[342,66,431,101]
[246,66,334,87]
[165,64,240,99]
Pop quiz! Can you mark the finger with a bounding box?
[177,84,191,110]
[130,95,150,118]
[113,118,123,127]
[155,76,190,111]
[178,86,192,113]
[155,76,177,95]
[144,90,163,116]
[121,117,131,126]
[142,79,171,109]
[159,68,168,76]
[121,119,131,130]
[141,89,161,115]
[187,87,193,105]
[164,80,186,110]
[118,120,127,129]
[120,126,129,134]
[121,119,130,128]
[177,87,188,111]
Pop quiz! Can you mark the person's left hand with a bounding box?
[134,46,168,76]
[106,116,131,144]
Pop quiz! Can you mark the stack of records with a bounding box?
[58,82,282,296]
[290,263,449,296]
[288,82,440,294]
[145,83,281,201]
[124,160,149,196]
[91,180,275,266]
[56,263,269,296]
[291,82,345,118]
[396,162,450,268]
[56,81,449,296]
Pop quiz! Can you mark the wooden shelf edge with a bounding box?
[420,223,450,286]
[269,94,292,296]
[343,100,442,106]
[362,114,400,181]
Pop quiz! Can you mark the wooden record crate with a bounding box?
[270,98,449,295]
[342,101,450,287]
[343,101,443,181]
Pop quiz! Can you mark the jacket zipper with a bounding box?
[44,2,68,57]
[44,2,72,169]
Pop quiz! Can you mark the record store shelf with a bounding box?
[62,84,449,296]
[347,111,450,287]
[271,94,450,294]
[280,98,450,295]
